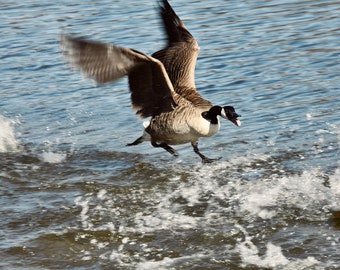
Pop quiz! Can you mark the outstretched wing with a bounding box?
[153,0,198,89]
[153,0,212,107]
[60,34,177,118]
[152,0,212,107]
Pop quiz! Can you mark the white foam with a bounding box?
[75,196,92,229]
[39,151,67,164]
[71,155,339,268]
[306,113,312,120]
[328,168,340,210]
[0,115,20,153]
[133,206,197,233]
[188,160,338,220]
[236,239,320,269]
[237,169,338,219]
[127,161,340,235]
[135,253,207,270]
[238,241,289,267]
[235,225,320,269]
[97,189,107,200]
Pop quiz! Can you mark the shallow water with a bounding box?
[1,0,339,269]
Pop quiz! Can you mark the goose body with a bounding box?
[60,0,241,163]
[145,104,220,145]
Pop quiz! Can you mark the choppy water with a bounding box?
[1,0,340,269]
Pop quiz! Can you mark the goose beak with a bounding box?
[222,106,241,126]
[232,118,242,127]
[231,113,241,127]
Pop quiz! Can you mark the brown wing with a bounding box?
[153,0,212,107]
[60,34,177,118]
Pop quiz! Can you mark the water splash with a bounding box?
[235,225,321,269]
[0,115,20,153]
[39,151,67,164]
[68,157,340,268]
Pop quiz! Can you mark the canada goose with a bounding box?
[60,0,241,163]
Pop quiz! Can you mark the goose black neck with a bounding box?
[201,106,222,125]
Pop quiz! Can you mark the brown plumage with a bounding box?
[60,0,241,163]
[152,0,212,108]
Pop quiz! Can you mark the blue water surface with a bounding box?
[1,0,339,269]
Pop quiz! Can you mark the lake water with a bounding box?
[1,0,339,269]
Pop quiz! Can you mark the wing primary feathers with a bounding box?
[60,34,177,118]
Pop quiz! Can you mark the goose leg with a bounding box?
[152,141,179,157]
[126,136,143,146]
[191,141,221,164]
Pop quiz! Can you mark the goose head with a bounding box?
[221,106,241,126]
[202,106,241,126]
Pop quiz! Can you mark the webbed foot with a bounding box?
[201,156,222,164]
[191,141,221,164]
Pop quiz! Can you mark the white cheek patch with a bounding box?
[221,109,227,119]
[235,119,242,126]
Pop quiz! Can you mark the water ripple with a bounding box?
[1,0,339,269]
